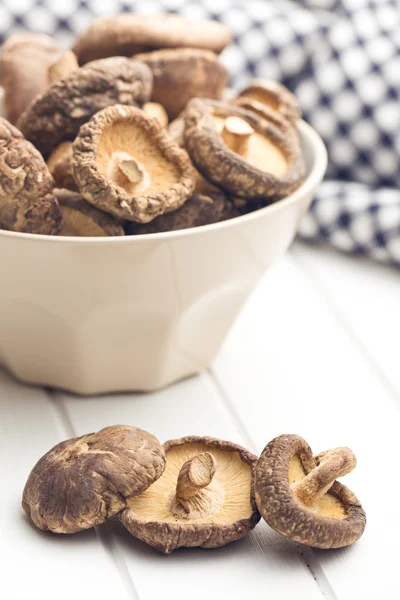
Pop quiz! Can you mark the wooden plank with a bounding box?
[292,240,400,393]
[58,374,323,600]
[212,251,399,600]
[0,368,130,600]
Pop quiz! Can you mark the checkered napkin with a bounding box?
[1,0,399,264]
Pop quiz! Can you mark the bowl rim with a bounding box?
[0,120,327,245]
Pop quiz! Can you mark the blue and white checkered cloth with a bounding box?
[1,0,399,264]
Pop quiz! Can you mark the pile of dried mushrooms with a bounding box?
[23,426,366,553]
[0,13,307,236]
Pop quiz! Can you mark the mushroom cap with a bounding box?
[135,48,228,120]
[131,191,239,234]
[72,104,195,223]
[47,142,76,191]
[22,425,166,534]
[0,33,62,125]
[54,188,125,237]
[72,14,232,64]
[120,436,260,553]
[236,80,302,124]
[254,434,367,549]
[184,99,305,200]
[0,117,62,235]
[17,57,153,155]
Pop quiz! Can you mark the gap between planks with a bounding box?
[290,244,400,415]
[45,388,140,600]
[204,369,338,600]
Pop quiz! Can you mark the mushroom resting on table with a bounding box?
[135,48,228,121]
[54,188,125,237]
[72,104,195,223]
[254,434,367,549]
[17,57,153,155]
[120,436,261,553]
[235,79,302,125]
[72,14,232,64]
[0,117,61,234]
[22,425,166,534]
[184,99,305,201]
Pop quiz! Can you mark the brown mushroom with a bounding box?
[72,14,232,64]
[17,57,153,155]
[0,33,62,125]
[48,50,79,84]
[22,425,166,534]
[0,118,61,234]
[135,48,228,120]
[142,102,169,127]
[168,116,185,147]
[184,99,305,200]
[47,142,76,191]
[235,80,302,124]
[130,191,239,234]
[120,436,260,553]
[73,104,195,223]
[55,189,125,237]
[255,434,366,549]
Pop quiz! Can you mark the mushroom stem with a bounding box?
[176,452,216,501]
[222,116,254,157]
[48,50,79,83]
[292,447,357,510]
[117,159,144,185]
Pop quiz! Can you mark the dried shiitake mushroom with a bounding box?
[168,116,185,147]
[0,118,61,234]
[73,104,195,223]
[184,99,305,200]
[0,33,62,125]
[255,434,366,549]
[48,50,79,84]
[142,102,169,127]
[235,80,301,125]
[54,189,125,237]
[47,142,76,191]
[131,191,239,234]
[135,48,228,120]
[18,57,152,155]
[120,436,260,553]
[22,425,165,534]
[72,14,232,64]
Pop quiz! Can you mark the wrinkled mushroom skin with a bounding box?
[0,118,62,234]
[72,14,232,64]
[22,425,166,534]
[17,57,153,155]
[73,104,195,223]
[255,435,367,549]
[54,189,125,237]
[120,436,260,554]
[184,99,305,200]
[236,80,302,125]
[130,192,239,234]
[47,142,77,191]
[0,33,62,125]
[135,48,228,120]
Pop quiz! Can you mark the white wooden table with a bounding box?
[1,239,398,600]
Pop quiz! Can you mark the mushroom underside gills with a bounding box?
[125,442,254,524]
[214,115,288,177]
[289,448,357,520]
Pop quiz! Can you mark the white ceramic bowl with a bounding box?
[0,121,327,394]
